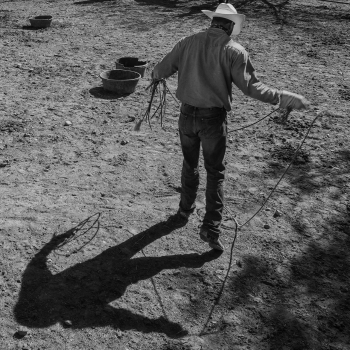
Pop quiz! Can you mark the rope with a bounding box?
[228,107,280,132]
[134,79,168,131]
[318,0,350,4]
[232,114,318,229]
[200,113,319,335]
[164,81,290,133]
[53,212,101,256]
[137,80,319,334]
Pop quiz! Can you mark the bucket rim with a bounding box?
[31,15,53,20]
[100,69,141,81]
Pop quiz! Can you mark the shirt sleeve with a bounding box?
[231,48,281,105]
[152,39,183,80]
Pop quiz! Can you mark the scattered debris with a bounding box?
[0,160,10,168]
[14,328,28,338]
[273,210,282,218]
[63,320,72,327]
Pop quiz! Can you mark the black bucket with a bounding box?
[115,57,148,78]
[100,69,141,94]
[29,15,52,28]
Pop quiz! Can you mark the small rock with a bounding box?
[15,328,28,338]
[63,320,72,327]
[273,210,282,218]
[64,121,72,126]
[264,224,270,229]
[190,294,198,302]
[222,315,235,325]
[120,140,129,145]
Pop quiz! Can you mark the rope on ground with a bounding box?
[200,113,319,335]
[136,79,319,334]
[53,212,101,256]
[318,0,350,4]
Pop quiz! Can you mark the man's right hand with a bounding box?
[280,91,311,110]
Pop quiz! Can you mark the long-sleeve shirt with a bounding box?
[152,28,281,111]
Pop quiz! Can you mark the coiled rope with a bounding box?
[200,113,318,335]
[135,79,318,334]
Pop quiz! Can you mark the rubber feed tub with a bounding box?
[115,57,148,78]
[100,69,141,94]
[29,15,52,28]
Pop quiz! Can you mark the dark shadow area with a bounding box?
[264,137,350,195]
[338,149,350,162]
[74,0,179,7]
[226,255,271,304]
[89,86,131,100]
[74,0,115,4]
[287,233,350,346]
[139,0,350,25]
[268,306,311,349]
[73,0,349,47]
[14,213,221,337]
[21,25,46,31]
[268,195,350,347]
[196,255,272,336]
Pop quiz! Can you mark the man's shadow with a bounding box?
[14,214,221,338]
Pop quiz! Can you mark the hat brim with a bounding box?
[201,10,245,35]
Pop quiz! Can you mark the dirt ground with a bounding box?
[1,0,350,349]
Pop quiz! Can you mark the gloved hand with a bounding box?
[280,91,310,110]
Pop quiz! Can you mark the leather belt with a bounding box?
[182,103,225,112]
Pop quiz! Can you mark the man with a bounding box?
[151,3,310,251]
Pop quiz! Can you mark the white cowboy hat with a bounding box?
[202,3,246,35]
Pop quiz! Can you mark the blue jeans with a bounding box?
[178,103,227,239]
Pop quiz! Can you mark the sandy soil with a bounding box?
[1,0,350,349]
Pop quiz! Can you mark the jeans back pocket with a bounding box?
[200,113,227,139]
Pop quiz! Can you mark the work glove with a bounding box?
[280,91,310,110]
